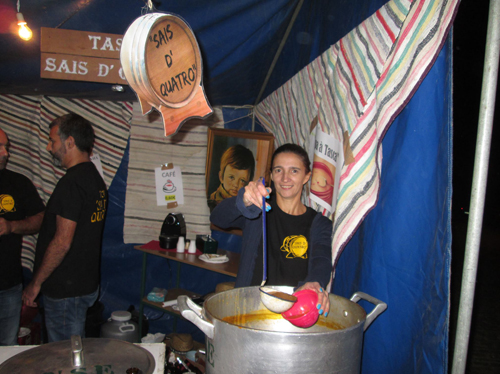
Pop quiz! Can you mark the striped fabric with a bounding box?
[123,103,224,244]
[255,0,459,268]
[0,94,132,269]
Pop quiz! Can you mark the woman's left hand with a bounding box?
[296,281,330,317]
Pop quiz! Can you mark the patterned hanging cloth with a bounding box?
[255,0,459,272]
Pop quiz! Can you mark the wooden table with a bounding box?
[134,244,240,333]
[134,245,239,277]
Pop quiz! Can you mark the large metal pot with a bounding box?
[178,286,386,374]
[0,336,155,374]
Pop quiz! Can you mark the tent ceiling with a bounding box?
[0,0,388,105]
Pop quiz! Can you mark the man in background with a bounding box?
[23,113,107,342]
[0,128,45,346]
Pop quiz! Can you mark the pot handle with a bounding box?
[71,335,84,367]
[177,295,215,339]
[350,292,387,331]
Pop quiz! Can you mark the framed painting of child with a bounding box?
[206,128,274,212]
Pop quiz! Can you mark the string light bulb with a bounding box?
[16,0,32,41]
[16,13,32,41]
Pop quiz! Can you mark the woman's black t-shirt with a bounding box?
[251,198,316,287]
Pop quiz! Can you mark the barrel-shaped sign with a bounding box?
[121,13,211,136]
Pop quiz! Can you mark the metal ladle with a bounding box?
[258,177,297,313]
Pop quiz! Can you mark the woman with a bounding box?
[210,143,333,316]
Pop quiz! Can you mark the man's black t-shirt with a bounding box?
[0,169,45,290]
[251,199,316,287]
[34,162,107,299]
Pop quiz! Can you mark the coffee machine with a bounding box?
[159,213,186,249]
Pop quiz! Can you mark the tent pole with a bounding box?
[451,1,500,373]
[252,0,305,131]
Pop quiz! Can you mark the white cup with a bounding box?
[188,240,196,254]
[176,236,185,253]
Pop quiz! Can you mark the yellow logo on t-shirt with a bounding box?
[281,235,308,259]
[0,194,16,214]
[91,189,107,223]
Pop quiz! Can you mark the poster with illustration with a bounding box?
[155,165,184,206]
[309,130,344,213]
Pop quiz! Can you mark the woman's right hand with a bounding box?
[296,282,330,317]
[242,179,271,210]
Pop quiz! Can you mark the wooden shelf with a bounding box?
[134,245,239,277]
[136,241,240,334]
[142,288,202,317]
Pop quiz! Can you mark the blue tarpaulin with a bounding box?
[334,40,453,373]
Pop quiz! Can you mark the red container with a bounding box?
[281,289,319,328]
[20,305,38,326]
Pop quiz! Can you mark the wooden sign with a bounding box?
[41,53,126,84]
[144,15,202,107]
[121,13,212,136]
[40,27,128,85]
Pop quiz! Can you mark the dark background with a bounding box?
[452,0,499,223]
[450,0,500,372]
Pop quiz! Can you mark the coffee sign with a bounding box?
[40,27,127,85]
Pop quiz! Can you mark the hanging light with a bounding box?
[16,13,32,41]
[16,0,32,41]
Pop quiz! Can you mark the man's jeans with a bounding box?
[0,283,22,346]
[43,288,98,342]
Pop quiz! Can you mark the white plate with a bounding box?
[199,254,229,263]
